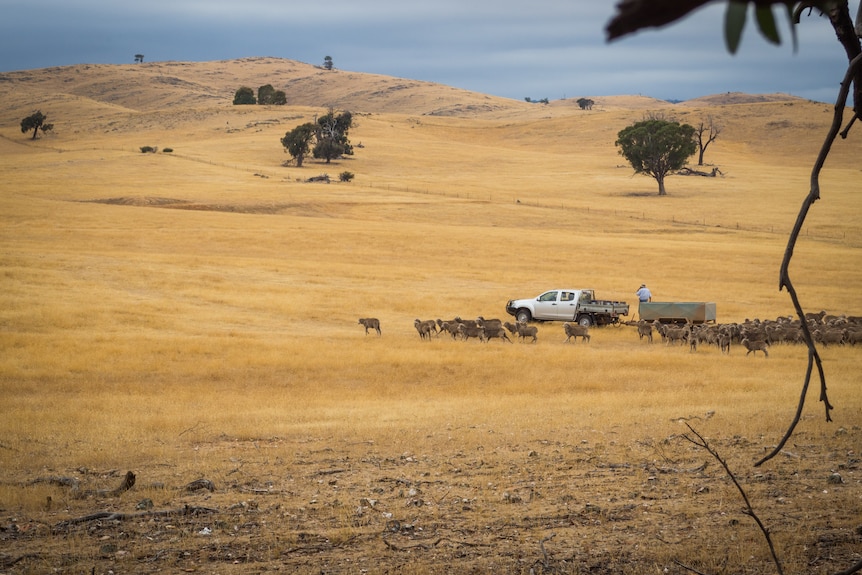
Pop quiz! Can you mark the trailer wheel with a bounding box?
[516,309,532,324]
[577,315,592,328]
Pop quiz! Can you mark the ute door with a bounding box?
[559,290,580,320]
[532,290,561,320]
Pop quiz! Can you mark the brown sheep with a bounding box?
[741,338,769,358]
[438,321,460,340]
[476,316,503,330]
[664,325,689,346]
[516,322,538,343]
[719,333,731,354]
[482,325,513,343]
[414,319,436,340]
[358,318,381,336]
[457,323,484,341]
[814,328,845,347]
[503,321,519,335]
[636,320,653,343]
[563,322,590,343]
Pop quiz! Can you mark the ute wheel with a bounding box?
[516,309,532,324]
[577,315,592,328]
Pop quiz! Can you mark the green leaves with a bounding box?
[725,2,748,54]
[724,1,799,54]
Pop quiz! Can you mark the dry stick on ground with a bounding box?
[759,52,862,468]
[682,423,784,575]
[53,504,218,532]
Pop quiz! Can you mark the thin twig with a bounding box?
[682,424,784,575]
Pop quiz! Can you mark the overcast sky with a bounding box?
[1,1,857,103]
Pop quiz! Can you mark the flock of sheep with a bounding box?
[359,310,862,356]
[632,310,862,357]
[358,316,592,344]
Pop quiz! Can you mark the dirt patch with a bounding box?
[86,197,307,215]
[88,196,190,207]
[3,430,859,574]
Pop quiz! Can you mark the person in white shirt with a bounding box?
[636,284,652,302]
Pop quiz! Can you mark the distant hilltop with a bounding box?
[0,57,807,120]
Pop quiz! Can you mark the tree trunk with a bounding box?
[657,175,667,196]
[31,126,38,140]
[697,148,705,166]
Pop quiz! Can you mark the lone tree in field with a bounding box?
[694,115,722,165]
[323,55,334,70]
[281,123,316,167]
[134,54,144,63]
[232,86,256,105]
[20,111,54,140]
[576,97,594,110]
[615,118,696,195]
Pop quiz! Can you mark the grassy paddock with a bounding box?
[0,64,860,573]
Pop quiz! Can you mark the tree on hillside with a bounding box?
[270,89,287,105]
[576,97,594,110]
[693,115,722,165]
[134,54,144,63]
[20,111,54,140]
[257,84,286,105]
[257,84,276,105]
[281,123,316,167]
[232,86,256,105]
[313,109,353,163]
[323,56,334,71]
[615,118,696,195]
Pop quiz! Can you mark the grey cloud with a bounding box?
[0,0,857,103]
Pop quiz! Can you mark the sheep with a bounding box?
[482,325,513,343]
[845,329,862,346]
[719,333,731,354]
[636,320,653,343]
[457,323,484,341]
[358,317,381,336]
[664,325,689,346]
[476,316,503,330]
[563,322,590,343]
[438,321,461,339]
[503,321,520,335]
[414,319,436,340]
[516,322,538,343]
[814,328,845,347]
[741,338,769,358]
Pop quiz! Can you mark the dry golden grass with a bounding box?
[0,58,860,574]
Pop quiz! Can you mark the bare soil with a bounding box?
[3,425,860,574]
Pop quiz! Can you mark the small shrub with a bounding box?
[339,171,354,182]
[140,146,157,153]
[162,148,173,153]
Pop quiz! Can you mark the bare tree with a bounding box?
[693,115,721,165]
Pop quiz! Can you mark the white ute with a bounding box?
[505,289,629,327]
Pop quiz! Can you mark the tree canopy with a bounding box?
[20,111,53,140]
[615,119,696,195]
[232,86,256,105]
[281,123,316,167]
[312,110,353,164]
